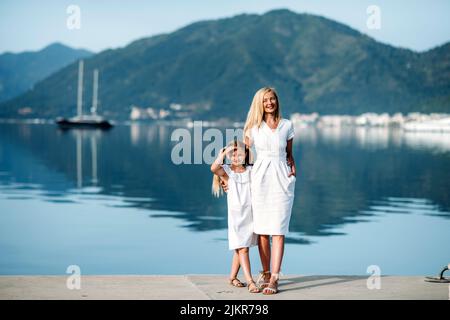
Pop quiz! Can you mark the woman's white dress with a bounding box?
[246,118,296,235]
[222,164,258,250]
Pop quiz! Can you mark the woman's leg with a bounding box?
[270,235,285,274]
[258,235,271,272]
[256,234,272,288]
[262,235,285,294]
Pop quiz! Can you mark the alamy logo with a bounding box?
[366,265,381,290]
[66,5,81,30]
[170,121,244,165]
[366,5,381,30]
[66,265,81,290]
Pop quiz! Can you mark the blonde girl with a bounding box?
[211,139,260,293]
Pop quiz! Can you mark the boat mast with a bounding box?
[91,69,99,115]
[77,60,84,117]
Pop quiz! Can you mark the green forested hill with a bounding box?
[0,43,92,103]
[0,9,448,120]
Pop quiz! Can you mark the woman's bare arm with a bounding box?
[286,138,296,177]
[244,134,253,148]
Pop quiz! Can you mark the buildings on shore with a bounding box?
[127,105,450,133]
[290,112,450,132]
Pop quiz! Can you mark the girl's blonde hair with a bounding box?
[243,87,281,140]
[211,139,253,198]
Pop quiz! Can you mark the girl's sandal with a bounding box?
[262,273,279,295]
[256,270,271,290]
[229,278,245,288]
[247,280,261,293]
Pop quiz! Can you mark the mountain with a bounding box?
[0,9,449,120]
[0,43,92,103]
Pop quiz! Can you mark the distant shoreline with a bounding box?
[1,112,450,132]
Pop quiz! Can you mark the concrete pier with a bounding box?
[0,275,448,300]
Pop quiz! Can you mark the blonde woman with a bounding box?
[211,140,260,293]
[243,87,297,295]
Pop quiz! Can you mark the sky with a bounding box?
[1,0,450,54]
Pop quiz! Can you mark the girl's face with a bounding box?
[228,147,246,166]
[263,91,278,114]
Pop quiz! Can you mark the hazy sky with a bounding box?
[1,0,449,54]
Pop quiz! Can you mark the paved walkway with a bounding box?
[0,275,448,300]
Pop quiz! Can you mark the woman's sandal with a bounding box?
[247,280,261,293]
[228,278,245,288]
[256,270,271,290]
[262,273,279,295]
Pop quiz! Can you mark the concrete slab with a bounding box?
[0,275,209,300]
[0,275,448,300]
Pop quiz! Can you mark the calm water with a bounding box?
[0,122,449,275]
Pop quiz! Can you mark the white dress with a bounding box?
[222,164,258,250]
[246,118,296,235]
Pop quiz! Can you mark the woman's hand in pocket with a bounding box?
[287,157,296,177]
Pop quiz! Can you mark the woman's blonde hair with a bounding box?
[211,139,253,198]
[243,87,281,140]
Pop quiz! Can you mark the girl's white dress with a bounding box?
[222,164,258,250]
[246,118,296,235]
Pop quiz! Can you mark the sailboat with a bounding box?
[56,60,113,129]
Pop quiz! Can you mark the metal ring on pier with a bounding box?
[424,264,450,283]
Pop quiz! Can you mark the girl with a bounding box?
[211,139,260,293]
[244,87,297,295]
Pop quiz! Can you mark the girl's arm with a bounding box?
[286,138,296,177]
[210,146,233,179]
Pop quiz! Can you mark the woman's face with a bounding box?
[263,91,278,115]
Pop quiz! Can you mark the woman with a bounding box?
[243,87,297,295]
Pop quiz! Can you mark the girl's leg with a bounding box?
[230,250,240,279]
[229,250,243,287]
[237,247,260,293]
[236,247,252,281]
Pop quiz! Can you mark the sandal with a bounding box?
[256,270,271,289]
[228,277,245,288]
[262,273,279,295]
[247,280,261,293]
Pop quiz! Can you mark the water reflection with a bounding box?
[299,125,450,153]
[0,122,449,245]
